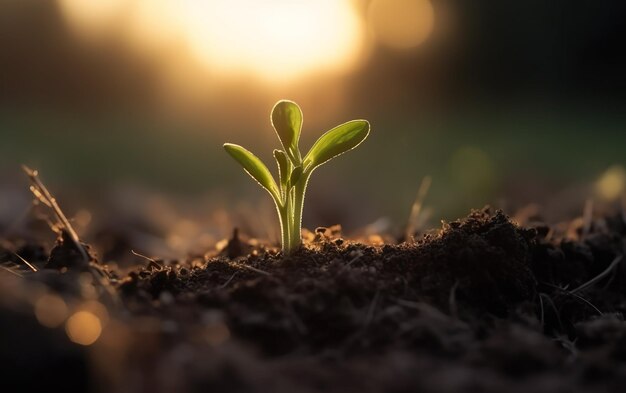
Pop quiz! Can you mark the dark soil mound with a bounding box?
[121,209,537,355]
[2,208,626,392]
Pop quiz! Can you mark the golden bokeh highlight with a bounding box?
[57,0,366,83]
[79,300,110,325]
[66,311,103,346]
[595,165,626,200]
[368,0,435,49]
[34,294,69,328]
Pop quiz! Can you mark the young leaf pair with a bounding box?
[224,100,370,253]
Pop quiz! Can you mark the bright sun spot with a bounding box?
[58,0,366,83]
[178,1,364,82]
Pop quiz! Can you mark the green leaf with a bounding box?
[273,149,290,189]
[224,143,280,200]
[303,120,370,172]
[271,100,302,164]
[289,166,303,187]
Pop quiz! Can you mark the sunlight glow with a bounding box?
[57,0,126,37]
[368,0,435,49]
[178,1,364,82]
[58,0,365,83]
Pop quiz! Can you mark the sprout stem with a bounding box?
[289,173,310,252]
[277,199,290,253]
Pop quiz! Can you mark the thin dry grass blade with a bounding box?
[22,165,89,263]
[582,199,594,237]
[22,166,120,306]
[12,252,37,272]
[405,176,432,241]
[570,255,622,294]
[0,265,23,277]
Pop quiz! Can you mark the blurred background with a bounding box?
[1,0,626,255]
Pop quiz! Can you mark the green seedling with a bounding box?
[224,100,370,253]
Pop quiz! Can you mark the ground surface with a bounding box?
[2,208,626,392]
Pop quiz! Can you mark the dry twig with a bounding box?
[405,176,432,241]
[22,165,89,263]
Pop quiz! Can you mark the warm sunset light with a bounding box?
[57,0,126,37]
[58,0,366,83]
[368,0,435,49]
[178,1,365,82]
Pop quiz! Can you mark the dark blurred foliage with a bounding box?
[355,0,626,112]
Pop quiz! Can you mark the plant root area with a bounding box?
[2,208,626,392]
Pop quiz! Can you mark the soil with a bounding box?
[2,207,626,392]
